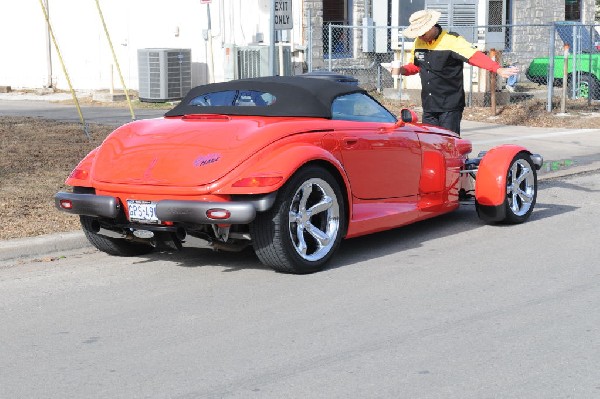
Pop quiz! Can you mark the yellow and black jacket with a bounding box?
[405,26,498,112]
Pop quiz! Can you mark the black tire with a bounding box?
[566,74,599,100]
[250,166,346,274]
[476,152,537,224]
[80,215,154,256]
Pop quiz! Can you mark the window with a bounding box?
[331,93,397,123]
[565,0,581,21]
[188,90,276,107]
[323,0,352,58]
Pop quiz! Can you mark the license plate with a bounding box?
[127,200,160,224]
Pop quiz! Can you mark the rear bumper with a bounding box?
[54,193,121,218]
[54,192,276,224]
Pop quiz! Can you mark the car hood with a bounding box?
[92,116,309,187]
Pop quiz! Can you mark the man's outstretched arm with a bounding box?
[468,52,519,78]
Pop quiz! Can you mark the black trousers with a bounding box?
[422,110,463,135]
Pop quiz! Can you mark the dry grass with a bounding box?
[0,117,113,239]
[379,95,600,129]
[464,98,600,129]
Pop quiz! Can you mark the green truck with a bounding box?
[526,54,600,99]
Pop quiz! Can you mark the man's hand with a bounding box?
[497,66,519,79]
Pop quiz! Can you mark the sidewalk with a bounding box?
[463,119,600,178]
[1,93,600,262]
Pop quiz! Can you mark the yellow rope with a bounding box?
[94,0,136,121]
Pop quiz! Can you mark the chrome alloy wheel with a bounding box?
[288,177,340,262]
[506,158,536,217]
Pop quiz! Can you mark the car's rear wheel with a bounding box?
[476,153,537,224]
[80,215,154,256]
[251,166,346,274]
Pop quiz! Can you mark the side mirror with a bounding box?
[400,108,419,123]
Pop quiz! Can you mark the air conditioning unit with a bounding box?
[236,46,292,79]
[138,48,192,102]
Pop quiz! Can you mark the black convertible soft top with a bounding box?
[164,76,365,118]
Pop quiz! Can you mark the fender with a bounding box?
[220,143,352,198]
[65,148,99,187]
[475,145,530,206]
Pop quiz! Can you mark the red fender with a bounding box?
[475,145,530,206]
[65,148,99,187]
[219,144,351,197]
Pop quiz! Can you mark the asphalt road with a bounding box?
[0,97,165,126]
[1,170,599,398]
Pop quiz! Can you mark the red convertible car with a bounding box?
[55,75,542,274]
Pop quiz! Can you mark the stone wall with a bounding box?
[304,0,324,70]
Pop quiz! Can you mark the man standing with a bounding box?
[397,9,518,134]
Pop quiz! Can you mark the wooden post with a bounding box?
[489,49,497,116]
[391,59,401,90]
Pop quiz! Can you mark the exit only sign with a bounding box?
[274,0,292,30]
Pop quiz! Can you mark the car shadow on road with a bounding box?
[540,177,600,193]
[141,206,484,273]
[527,201,578,223]
[142,246,269,272]
[138,205,478,273]
[331,205,482,270]
[329,198,576,271]
[138,183,579,273]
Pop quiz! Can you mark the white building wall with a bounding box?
[0,0,300,92]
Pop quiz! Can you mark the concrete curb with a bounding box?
[0,231,91,262]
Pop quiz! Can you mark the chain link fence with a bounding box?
[525,22,600,106]
[314,22,600,112]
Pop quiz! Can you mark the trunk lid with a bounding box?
[92,116,292,186]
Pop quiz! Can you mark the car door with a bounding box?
[332,93,421,201]
[338,123,421,199]
[331,93,421,200]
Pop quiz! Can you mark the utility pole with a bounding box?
[43,0,53,88]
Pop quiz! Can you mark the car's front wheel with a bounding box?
[476,153,537,224]
[251,166,346,274]
[503,153,537,223]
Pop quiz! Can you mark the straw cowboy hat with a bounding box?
[403,9,441,38]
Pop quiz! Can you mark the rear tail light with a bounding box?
[59,199,73,209]
[233,176,283,187]
[69,168,89,180]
